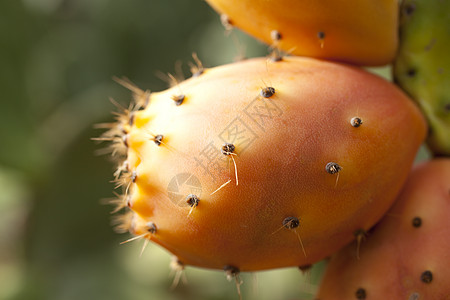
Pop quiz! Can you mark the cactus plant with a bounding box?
[394,0,450,156]
[316,158,450,299]
[89,1,450,299]
[101,56,426,279]
[205,0,399,66]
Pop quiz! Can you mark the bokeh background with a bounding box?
[0,1,426,300]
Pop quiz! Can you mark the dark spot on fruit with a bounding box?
[409,292,420,300]
[129,112,135,126]
[220,14,233,30]
[354,229,367,238]
[283,216,300,229]
[186,194,200,207]
[261,87,275,98]
[146,222,157,234]
[444,103,450,112]
[421,270,433,283]
[122,134,129,147]
[412,217,422,227]
[355,288,367,299]
[223,265,240,276]
[271,30,282,41]
[172,94,185,106]
[171,257,185,271]
[154,134,164,146]
[427,126,433,138]
[118,124,127,135]
[325,162,341,174]
[222,143,236,155]
[407,68,417,77]
[317,31,325,40]
[404,2,416,16]
[298,264,312,272]
[351,117,363,127]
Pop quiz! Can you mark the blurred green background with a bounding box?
[0,1,327,299]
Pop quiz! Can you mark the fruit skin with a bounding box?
[394,0,450,156]
[111,56,426,272]
[316,159,450,299]
[205,0,398,66]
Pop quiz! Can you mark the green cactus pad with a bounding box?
[394,0,450,156]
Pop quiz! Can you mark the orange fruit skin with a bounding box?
[120,57,425,272]
[206,0,398,66]
[316,159,450,299]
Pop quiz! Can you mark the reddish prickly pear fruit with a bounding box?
[205,0,398,66]
[105,56,426,273]
[393,0,450,156]
[316,159,450,299]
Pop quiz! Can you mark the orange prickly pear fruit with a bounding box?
[205,0,399,66]
[316,159,450,300]
[104,56,426,274]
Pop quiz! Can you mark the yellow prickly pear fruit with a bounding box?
[104,57,425,273]
[206,0,399,66]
